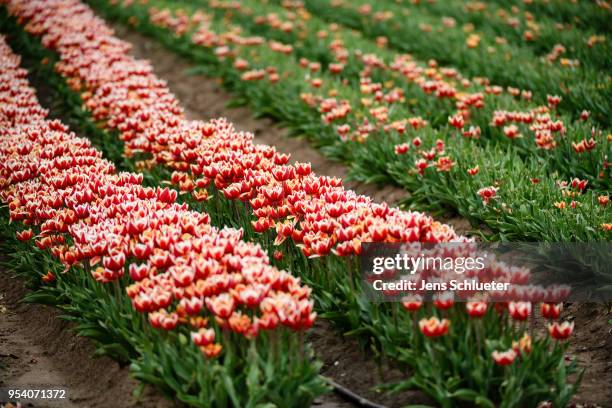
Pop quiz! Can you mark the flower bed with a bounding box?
[0,33,325,407]
[0,0,592,406]
[300,0,610,124]
[84,0,611,242]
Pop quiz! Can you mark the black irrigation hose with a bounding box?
[324,377,388,408]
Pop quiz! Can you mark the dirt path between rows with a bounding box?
[0,271,177,408]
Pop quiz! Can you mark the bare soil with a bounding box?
[563,304,612,406]
[0,272,177,408]
[309,320,434,408]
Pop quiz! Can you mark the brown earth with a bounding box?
[308,320,434,408]
[0,272,178,408]
[562,303,612,407]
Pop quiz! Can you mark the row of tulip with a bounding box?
[0,32,326,407]
[87,0,611,242]
[484,0,611,33]
[376,0,610,71]
[299,0,610,125]
[184,0,608,184]
[1,1,586,406]
[186,0,595,142]
[4,0,462,255]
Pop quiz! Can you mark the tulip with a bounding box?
[252,217,273,233]
[126,217,148,235]
[181,296,204,315]
[42,271,56,283]
[129,263,150,281]
[512,333,532,355]
[148,310,164,328]
[547,95,562,108]
[421,149,436,161]
[150,251,172,268]
[570,178,588,191]
[91,240,108,256]
[448,113,465,129]
[16,229,33,241]
[73,204,89,219]
[189,316,209,329]
[419,317,450,337]
[435,156,455,172]
[466,301,487,318]
[462,126,481,139]
[160,313,180,330]
[132,292,153,312]
[580,110,590,121]
[394,143,410,155]
[492,349,517,366]
[369,225,388,242]
[206,294,235,319]
[401,296,423,312]
[333,240,361,256]
[171,265,196,287]
[256,312,280,330]
[273,250,283,261]
[294,162,311,176]
[103,252,126,271]
[200,343,222,358]
[415,159,429,175]
[503,125,521,139]
[540,303,562,320]
[433,292,454,310]
[508,301,531,321]
[156,187,177,203]
[223,184,241,200]
[467,166,480,176]
[191,328,215,346]
[236,285,265,307]
[546,286,571,304]
[548,321,574,340]
[329,63,344,74]
[228,312,253,335]
[477,186,498,205]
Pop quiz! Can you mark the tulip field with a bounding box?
[0,0,610,407]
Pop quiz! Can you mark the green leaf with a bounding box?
[22,291,59,305]
[449,388,481,401]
